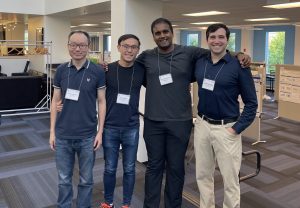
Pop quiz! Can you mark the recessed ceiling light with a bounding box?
[191,22,221,25]
[263,2,300,9]
[78,24,98,26]
[183,11,229,17]
[172,24,178,27]
[70,26,77,28]
[244,17,289,21]
[102,22,112,24]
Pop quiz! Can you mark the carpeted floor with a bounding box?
[0,96,300,208]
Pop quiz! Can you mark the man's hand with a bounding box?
[56,100,63,112]
[237,53,251,68]
[49,132,55,151]
[93,133,102,150]
[226,127,238,136]
[99,61,108,72]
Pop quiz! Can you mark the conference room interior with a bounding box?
[1,0,300,207]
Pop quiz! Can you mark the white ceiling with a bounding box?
[1,0,300,33]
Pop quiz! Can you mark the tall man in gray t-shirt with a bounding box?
[138,18,250,208]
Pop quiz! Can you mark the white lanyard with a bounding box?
[202,60,225,91]
[116,63,135,105]
[65,60,90,101]
[157,47,174,85]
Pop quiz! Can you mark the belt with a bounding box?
[198,113,237,125]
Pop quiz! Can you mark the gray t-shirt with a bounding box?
[138,44,209,121]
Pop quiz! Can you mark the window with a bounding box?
[227,33,236,52]
[90,36,99,52]
[265,31,285,74]
[187,33,199,46]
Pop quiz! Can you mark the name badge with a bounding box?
[202,78,215,91]
[159,73,173,86]
[65,88,80,101]
[117,93,130,105]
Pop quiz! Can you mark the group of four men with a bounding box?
[50,17,257,208]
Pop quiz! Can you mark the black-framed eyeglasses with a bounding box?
[68,43,89,49]
[121,44,139,51]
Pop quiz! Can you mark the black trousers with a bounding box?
[143,118,193,208]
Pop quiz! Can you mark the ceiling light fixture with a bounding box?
[78,24,98,26]
[102,22,112,24]
[263,2,300,9]
[191,21,221,25]
[244,17,288,21]
[183,11,229,17]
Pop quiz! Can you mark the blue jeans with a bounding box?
[55,136,95,208]
[102,127,139,206]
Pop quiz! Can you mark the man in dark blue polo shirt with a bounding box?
[194,24,257,208]
[49,30,106,208]
[100,34,145,208]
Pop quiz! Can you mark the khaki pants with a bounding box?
[194,116,242,208]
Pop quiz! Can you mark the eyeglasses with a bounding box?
[121,44,139,51]
[68,43,89,50]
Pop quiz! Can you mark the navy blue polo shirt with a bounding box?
[105,61,145,128]
[53,60,106,139]
[194,53,257,134]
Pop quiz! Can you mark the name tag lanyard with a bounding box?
[65,60,90,101]
[202,61,225,91]
[157,47,174,85]
[116,63,135,105]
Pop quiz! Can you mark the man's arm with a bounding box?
[49,88,62,151]
[231,67,258,134]
[232,51,251,68]
[94,88,106,150]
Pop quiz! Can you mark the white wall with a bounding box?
[27,16,45,73]
[44,15,70,64]
[201,30,208,49]
[0,0,44,14]
[173,28,181,44]
[241,29,254,58]
[45,0,109,14]
[294,25,300,66]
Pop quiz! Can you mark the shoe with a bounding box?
[100,202,114,208]
[121,205,130,208]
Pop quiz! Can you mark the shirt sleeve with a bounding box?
[232,67,258,134]
[186,46,209,83]
[187,46,210,62]
[53,66,62,88]
[97,65,106,89]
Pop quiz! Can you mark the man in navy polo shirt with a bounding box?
[194,24,257,208]
[49,30,106,208]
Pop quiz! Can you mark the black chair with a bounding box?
[0,65,7,77]
[24,60,30,73]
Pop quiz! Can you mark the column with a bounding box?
[241,29,254,58]
[111,0,163,162]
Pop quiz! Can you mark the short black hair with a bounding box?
[68,30,91,45]
[151,18,173,34]
[206,24,230,40]
[118,34,141,46]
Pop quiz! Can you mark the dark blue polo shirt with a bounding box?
[194,53,257,134]
[105,61,145,128]
[53,60,106,139]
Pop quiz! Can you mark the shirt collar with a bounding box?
[67,59,90,69]
[206,51,232,64]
